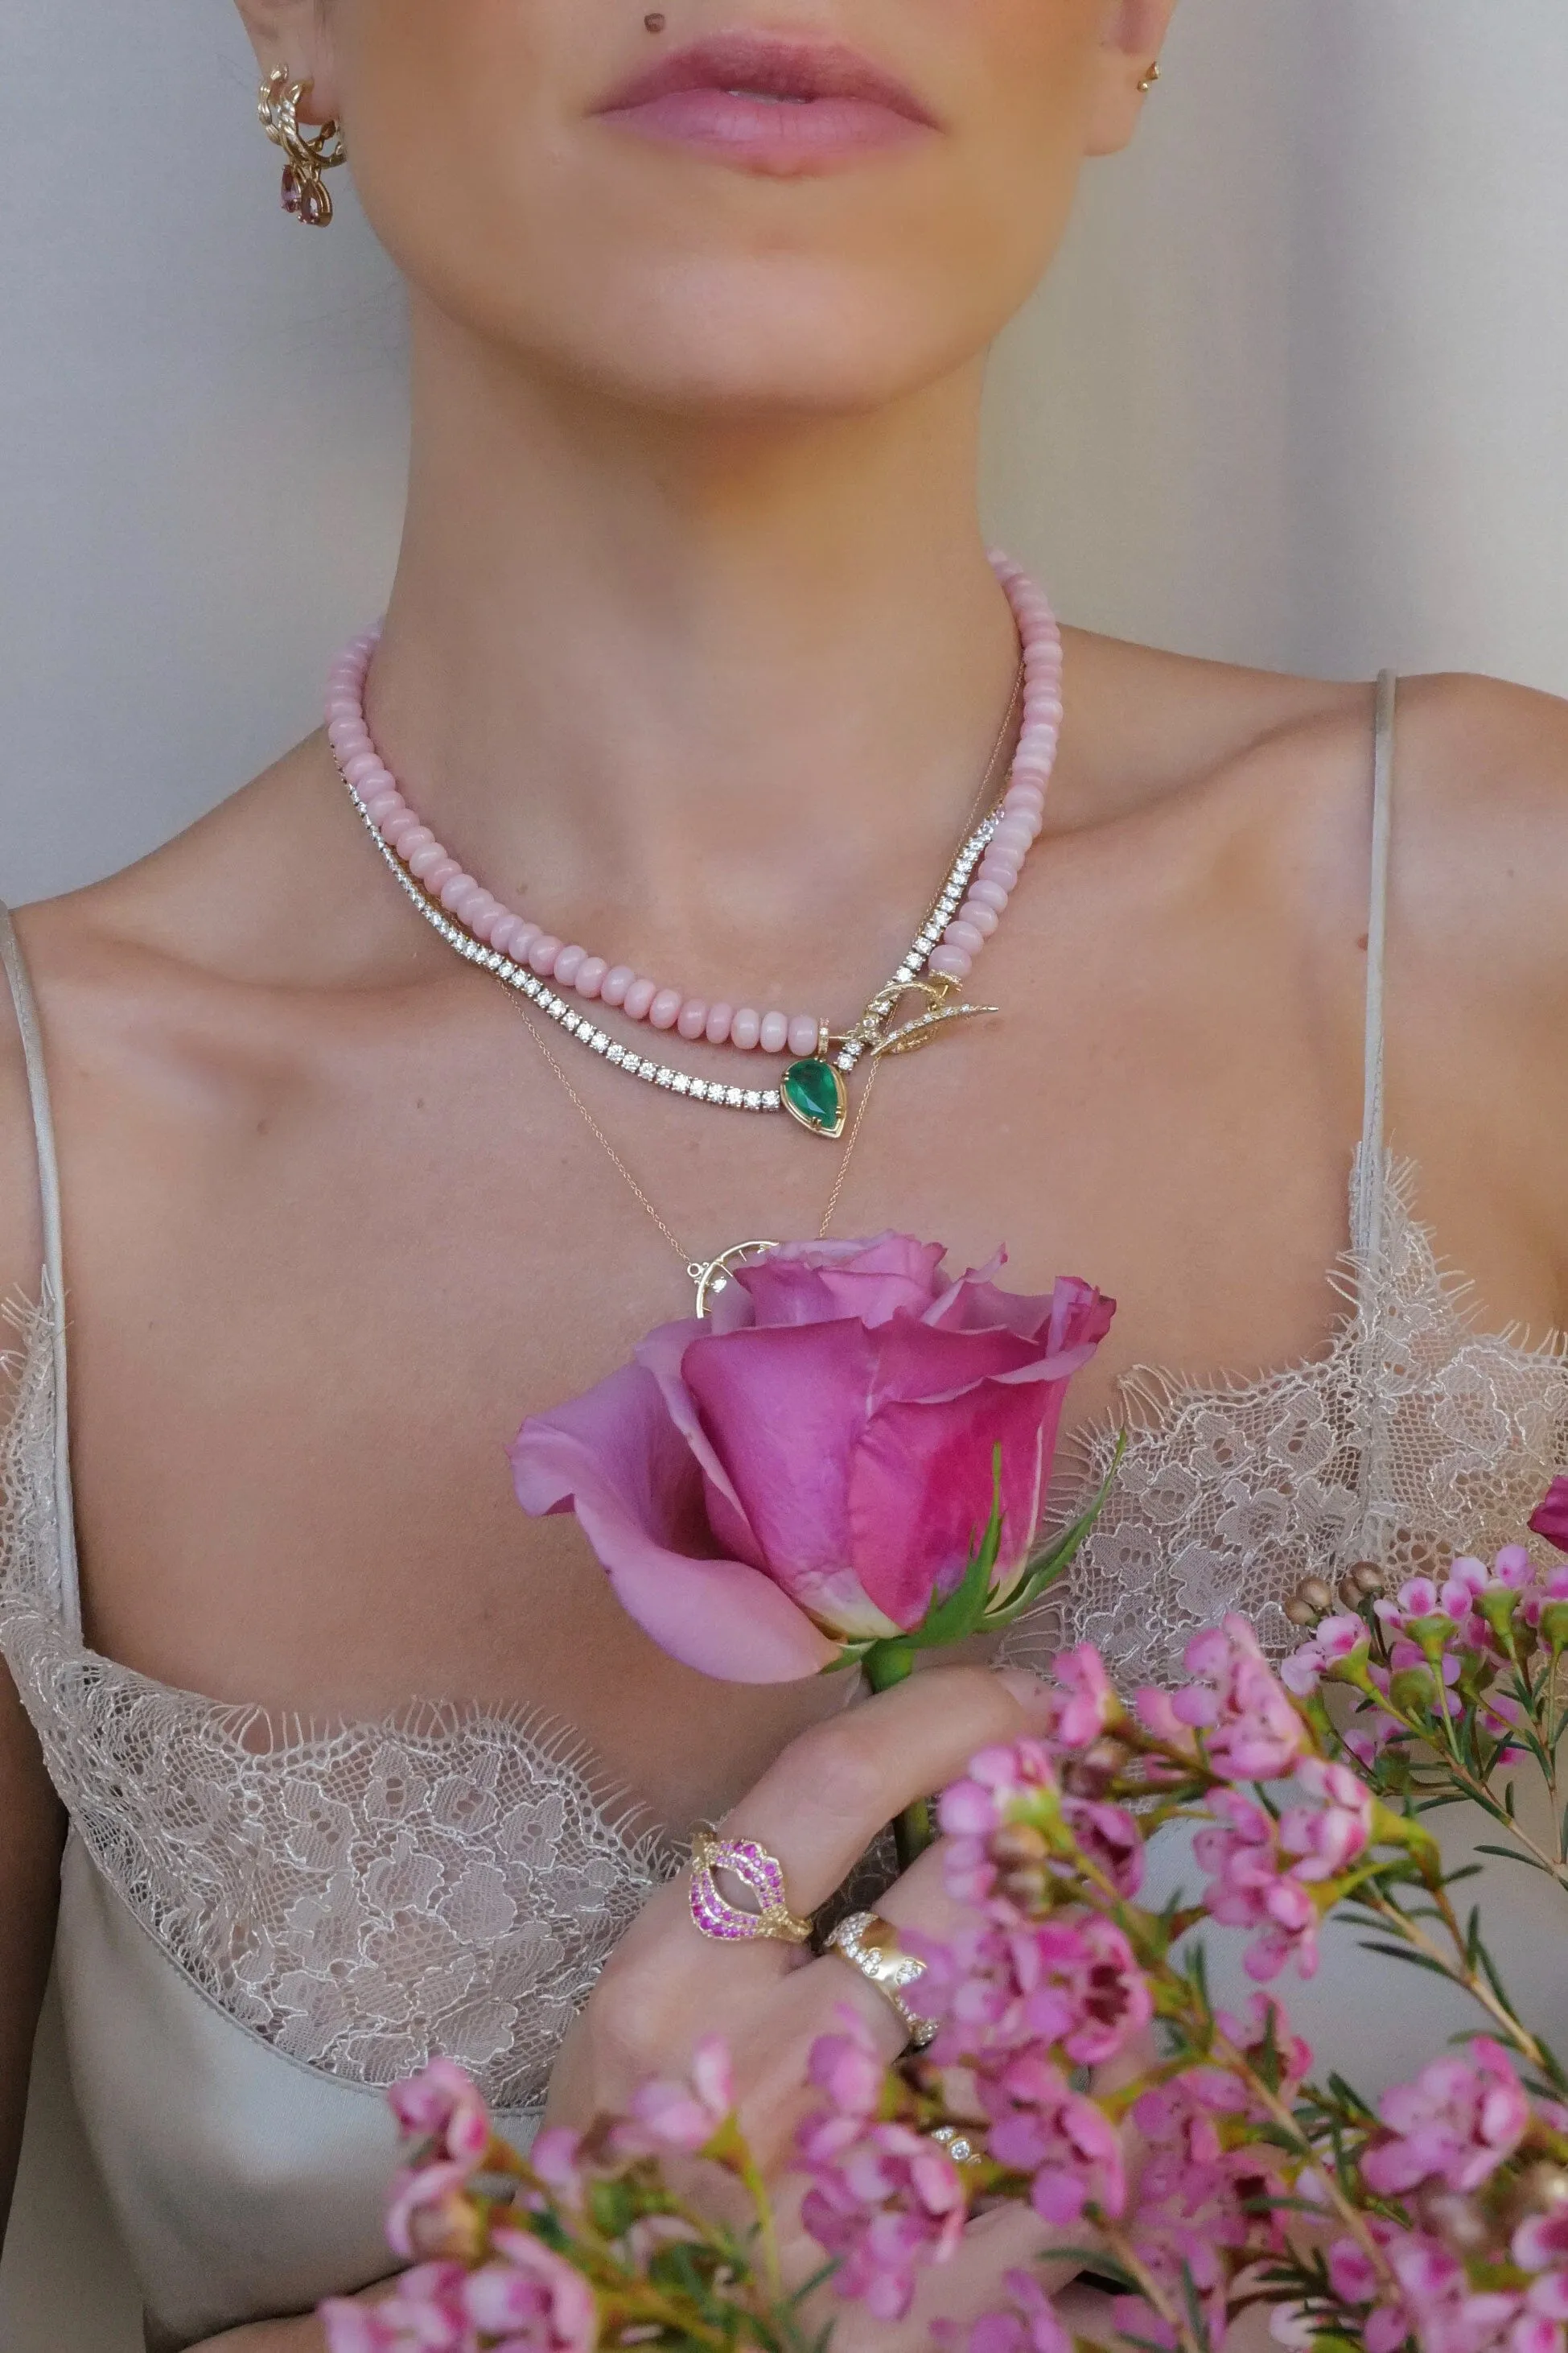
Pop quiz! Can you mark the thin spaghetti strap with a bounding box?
[0,903,83,1641]
[1352,672,1398,1271]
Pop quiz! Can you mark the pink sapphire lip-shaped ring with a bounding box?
[689,1824,813,1945]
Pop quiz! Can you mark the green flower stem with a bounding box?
[863,1642,932,1870]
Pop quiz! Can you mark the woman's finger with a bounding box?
[718,1663,1050,1914]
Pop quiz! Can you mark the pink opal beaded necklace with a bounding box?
[328,550,1062,1139]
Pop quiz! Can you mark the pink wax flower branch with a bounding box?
[336,1473,1568,2352]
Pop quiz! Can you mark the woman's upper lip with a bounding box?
[591,32,940,130]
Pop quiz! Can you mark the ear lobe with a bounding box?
[233,0,340,121]
[1085,0,1179,159]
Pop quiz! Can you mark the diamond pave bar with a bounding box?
[342,768,1000,1114]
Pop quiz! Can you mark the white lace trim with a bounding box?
[2,1159,1566,2105]
[1005,1158,1568,1683]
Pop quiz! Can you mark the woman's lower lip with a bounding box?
[596,88,932,174]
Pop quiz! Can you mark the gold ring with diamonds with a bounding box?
[824,1910,940,2050]
[689,1823,813,1946]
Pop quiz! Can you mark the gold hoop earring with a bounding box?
[1137,61,1163,94]
[258,68,348,228]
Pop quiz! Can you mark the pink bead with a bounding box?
[992,820,1032,859]
[677,999,710,1041]
[553,944,587,988]
[529,935,562,977]
[944,919,985,957]
[959,899,998,938]
[328,725,371,759]
[344,752,389,789]
[401,825,436,859]
[624,978,659,1024]
[574,957,608,1000]
[491,914,528,958]
[381,811,420,852]
[425,859,462,896]
[407,843,445,880]
[362,790,401,826]
[929,944,973,982]
[788,1013,821,1059]
[969,879,1010,914]
[978,855,1021,888]
[706,1003,735,1045]
[731,1008,762,1052]
[441,876,481,917]
[649,988,682,1032]
[602,966,635,1009]
[760,1012,790,1057]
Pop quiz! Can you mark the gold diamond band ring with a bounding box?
[824,1910,940,2051]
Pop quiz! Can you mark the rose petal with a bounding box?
[511,1360,837,1680]
[846,1378,1055,1628]
[681,1320,899,1639]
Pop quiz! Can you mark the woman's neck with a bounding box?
[364,303,1023,982]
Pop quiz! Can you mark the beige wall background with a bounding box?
[2,0,1566,2343]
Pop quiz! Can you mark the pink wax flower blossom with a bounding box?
[1216,1994,1315,2095]
[609,2035,735,2160]
[952,2269,1074,2353]
[389,2058,494,2171]
[798,2013,966,2322]
[919,1914,1152,2074]
[1193,1791,1323,1981]
[1138,1615,1308,1782]
[1278,1757,1375,1881]
[1360,2040,1530,2198]
[1531,1478,1568,1554]
[939,1738,1063,1908]
[1517,2212,1568,2275]
[1044,1643,1119,1749]
[321,2261,475,2352]
[511,1234,1113,1683]
[807,2010,888,2119]
[1063,1796,1146,1898]
[1280,1611,1368,1696]
[477,2231,601,2351]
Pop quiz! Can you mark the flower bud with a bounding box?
[1389,1664,1439,1715]
[1512,2163,1568,2219]
[1351,1563,1386,1596]
[1478,1587,1522,1640]
[1417,2186,1493,2254]
[1290,1577,1335,1622]
[1540,1601,1568,1652]
[990,1823,1049,1866]
[1336,1578,1367,1612]
[1285,1597,1317,1629]
[999,1863,1050,1910]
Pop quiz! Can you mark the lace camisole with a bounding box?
[2,677,1566,2350]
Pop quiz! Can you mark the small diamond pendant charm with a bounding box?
[781,1057,848,1139]
[689,1241,782,1317]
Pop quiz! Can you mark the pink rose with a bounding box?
[511,1235,1113,1683]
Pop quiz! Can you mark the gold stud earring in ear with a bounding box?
[1137,61,1163,94]
[258,67,348,227]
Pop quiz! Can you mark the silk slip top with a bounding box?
[2,676,1567,2350]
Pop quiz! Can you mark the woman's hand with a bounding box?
[547,1663,1077,2343]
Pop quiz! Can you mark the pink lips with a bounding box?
[591,31,940,175]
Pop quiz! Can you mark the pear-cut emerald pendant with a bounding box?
[782,1057,848,1139]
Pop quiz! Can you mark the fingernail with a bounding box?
[995,1667,1054,1722]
